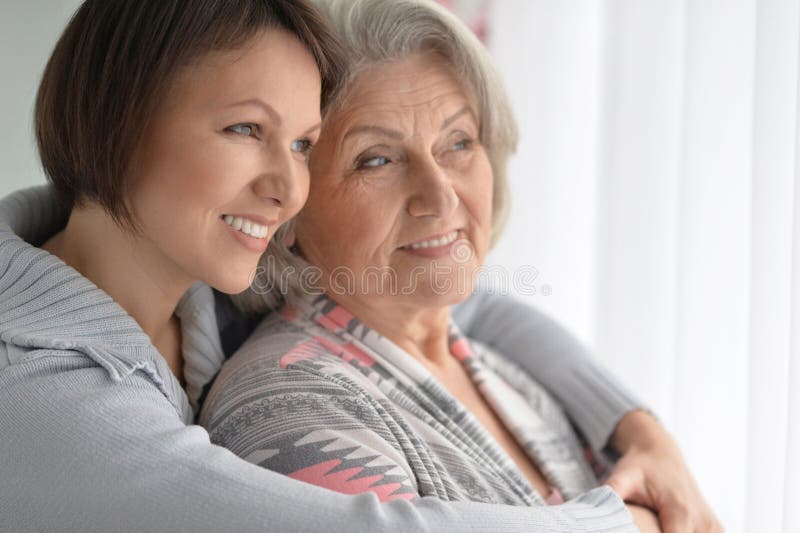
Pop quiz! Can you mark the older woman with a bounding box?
[200,1,717,531]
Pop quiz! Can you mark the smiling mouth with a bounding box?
[221,214,270,240]
[400,230,461,250]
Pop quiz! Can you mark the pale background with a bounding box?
[2,1,799,532]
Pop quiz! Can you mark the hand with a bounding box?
[606,410,723,533]
[626,504,661,533]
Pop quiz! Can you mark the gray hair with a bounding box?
[234,0,518,313]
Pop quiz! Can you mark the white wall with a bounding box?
[0,0,82,197]
[486,0,602,349]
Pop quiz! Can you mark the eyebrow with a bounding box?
[440,106,472,130]
[343,125,404,141]
[343,106,475,141]
[302,123,322,136]
[226,98,282,126]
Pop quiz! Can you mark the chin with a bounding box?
[406,286,471,309]
[425,263,480,298]
[204,263,260,295]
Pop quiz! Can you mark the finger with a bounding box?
[607,461,651,501]
[657,498,692,533]
[605,473,632,499]
[696,512,724,533]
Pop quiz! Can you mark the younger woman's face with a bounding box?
[128,29,321,294]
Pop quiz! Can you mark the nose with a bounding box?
[406,156,459,219]
[251,144,308,215]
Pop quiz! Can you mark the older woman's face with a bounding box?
[295,52,493,308]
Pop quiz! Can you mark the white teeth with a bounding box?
[406,230,459,250]
[222,215,269,240]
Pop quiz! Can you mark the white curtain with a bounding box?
[486,1,800,531]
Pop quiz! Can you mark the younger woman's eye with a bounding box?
[226,123,258,137]
[291,139,314,157]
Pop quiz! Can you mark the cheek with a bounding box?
[173,143,249,203]
[301,179,401,262]
[296,170,312,212]
[136,134,220,203]
[464,157,495,228]
[343,182,404,249]
[174,143,281,222]
[130,135,254,253]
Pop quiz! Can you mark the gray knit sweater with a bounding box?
[0,185,640,532]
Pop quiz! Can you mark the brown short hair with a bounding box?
[35,0,345,229]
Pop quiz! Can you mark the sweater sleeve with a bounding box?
[203,364,421,503]
[452,291,644,451]
[0,350,636,533]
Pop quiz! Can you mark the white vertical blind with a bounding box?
[786,129,800,531]
[487,0,602,348]
[746,0,799,531]
[672,0,755,527]
[593,0,685,433]
[784,9,800,527]
[489,1,800,531]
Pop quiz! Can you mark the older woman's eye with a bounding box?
[452,138,474,151]
[357,156,390,169]
[226,123,258,137]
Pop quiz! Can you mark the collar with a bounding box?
[0,186,225,415]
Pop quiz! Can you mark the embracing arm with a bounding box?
[453,291,641,451]
[0,352,636,533]
[454,291,721,532]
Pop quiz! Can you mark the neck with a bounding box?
[41,204,192,353]
[326,291,454,372]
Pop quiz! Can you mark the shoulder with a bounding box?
[0,344,95,384]
[199,340,397,461]
[213,310,363,383]
[0,343,179,399]
[0,346,190,444]
[200,313,383,425]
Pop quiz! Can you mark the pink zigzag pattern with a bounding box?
[279,338,327,369]
[288,459,416,502]
[280,332,377,370]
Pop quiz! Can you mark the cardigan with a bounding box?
[201,292,612,507]
[0,184,639,532]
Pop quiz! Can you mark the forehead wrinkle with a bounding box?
[355,73,465,107]
[327,57,476,152]
[338,88,471,142]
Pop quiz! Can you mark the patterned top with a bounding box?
[200,292,611,506]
